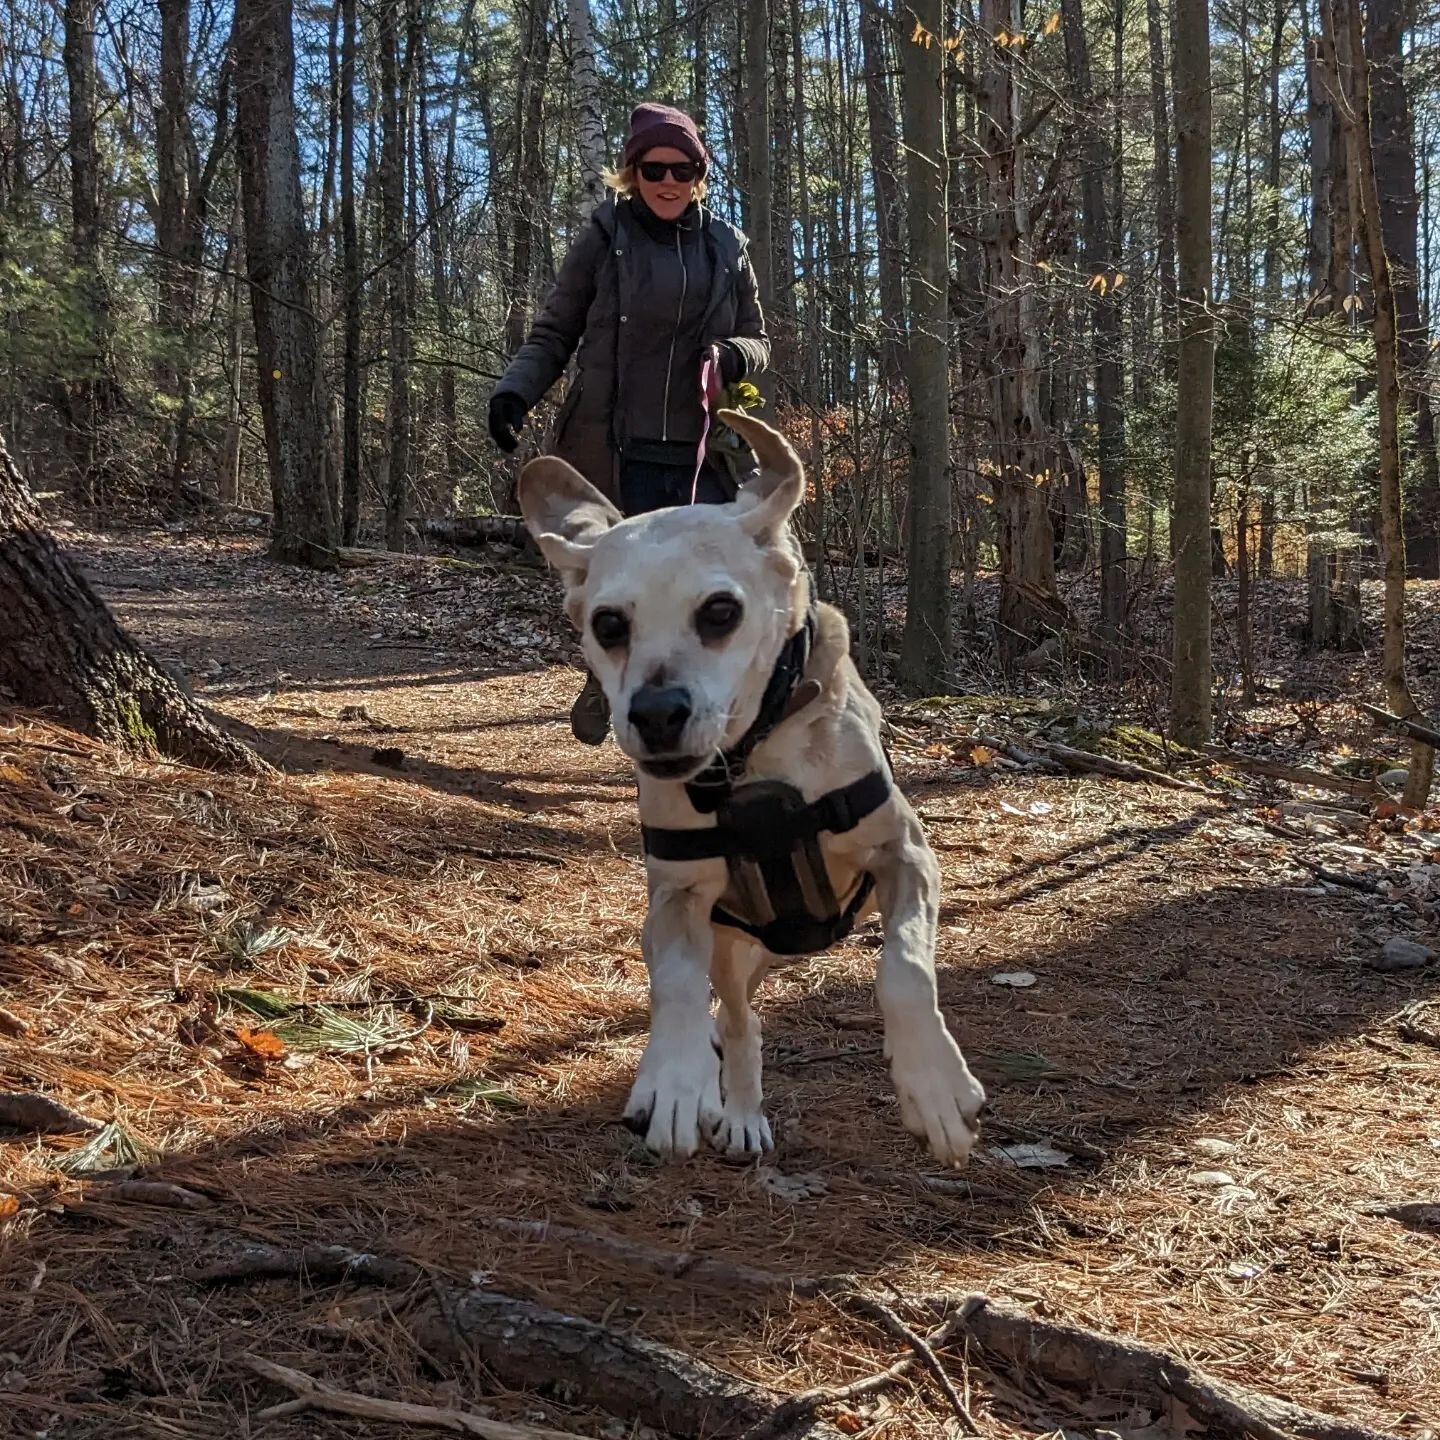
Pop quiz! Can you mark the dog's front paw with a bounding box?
[712,1103,773,1159]
[623,1047,724,1159]
[890,1030,985,1167]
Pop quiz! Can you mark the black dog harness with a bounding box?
[640,612,893,957]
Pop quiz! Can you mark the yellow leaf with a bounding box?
[970,744,997,766]
[1088,273,1109,295]
[1113,271,1127,289]
[1044,10,1062,33]
[1342,293,1359,313]
[912,19,925,39]
[995,27,1011,43]
[1036,258,1054,273]
[272,369,283,380]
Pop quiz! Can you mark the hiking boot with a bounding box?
[570,672,611,745]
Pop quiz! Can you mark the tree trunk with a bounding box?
[340,0,362,544]
[234,0,338,567]
[379,0,411,551]
[898,0,951,691]
[1145,0,1176,343]
[1170,0,1215,745]
[0,431,261,771]
[861,0,907,389]
[745,0,775,405]
[569,0,606,218]
[1366,0,1440,579]
[1338,0,1434,808]
[978,0,1064,661]
[1061,0,1126,653]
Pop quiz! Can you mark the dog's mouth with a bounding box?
[636,754,708,781]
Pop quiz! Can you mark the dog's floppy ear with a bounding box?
[720,411,805,544]
[517,456,621,581]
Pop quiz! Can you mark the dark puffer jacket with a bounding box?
[494,197,769,504]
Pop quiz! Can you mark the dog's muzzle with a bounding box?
[628,684,693,755]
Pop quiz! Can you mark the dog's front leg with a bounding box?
[872,819,985,1166]
[623,881,723,1159]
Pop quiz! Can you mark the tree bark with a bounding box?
[861,0,907,389]
[339,0,362,545]
[1061,0,1126,652]
[234,0,338,566]
[1366,0,1440,579]
[1338,0,1434,809]
[379,0,412,550]
[568,0,606,219]
[1169,0,1215,745]
[898,0,951,691]
[1145,0,1176,343]
[0,431,261,771]
[978,0,1064,661]
[745,0,775,406]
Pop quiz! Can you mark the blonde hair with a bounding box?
[603,162,708,202]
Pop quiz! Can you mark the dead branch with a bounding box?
[1357,701,1440,750]
[85,1180,211,1209]
[0,1091,103,1134]
[1200,746,1379,799]
[839,1295,980,1434]
[739,1308,977,1440]
[244,1355,594,1439]
[1031,738,1211,792]
[937,1293,1402,1440]
[196,1240,841,1440]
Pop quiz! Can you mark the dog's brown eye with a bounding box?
[591,608,630,649]
[696,594,743,642]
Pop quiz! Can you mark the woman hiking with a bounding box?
[488,102,770,743]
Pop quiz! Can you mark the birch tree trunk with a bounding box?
[568,0,606,218]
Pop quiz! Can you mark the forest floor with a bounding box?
[2,517,1439,1440]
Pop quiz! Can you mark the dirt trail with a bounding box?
[1,526,1437,1438]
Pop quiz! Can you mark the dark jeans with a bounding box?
[619,458,732,518]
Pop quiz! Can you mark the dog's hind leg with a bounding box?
[709,929,773,1157]
[871,813,986,1166]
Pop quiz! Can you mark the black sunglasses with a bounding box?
[638,159,701,184]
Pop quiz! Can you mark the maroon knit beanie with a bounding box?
[622,103,708,173]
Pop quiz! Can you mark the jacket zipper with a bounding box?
[661,228,688,443]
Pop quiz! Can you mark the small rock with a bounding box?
[989,1141,1072,1169]
[1191,1137,1237,1160]
[1372,937,1436,971]
[1378,768,1410,790]
[756,1168,828,1203]
[991,970,1038,988]
[1190,1170,1237,1188]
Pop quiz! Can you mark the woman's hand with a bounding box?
[488,392,528,453]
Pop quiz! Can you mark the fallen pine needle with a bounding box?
[244,1355,597,1439]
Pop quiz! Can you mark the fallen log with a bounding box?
[1030,738,1212,793]
[1200,746,1379,799]
[1357,701,1440,750]
[423,516,531,549]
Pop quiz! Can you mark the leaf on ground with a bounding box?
[991,970,1038,988]
[756,1167,829,1202]
[0,1193,19,1217]
[234,1027,287,1060]
[970,743,997,765]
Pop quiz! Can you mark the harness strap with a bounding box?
[712,872,876,958]
[641,767,892,863]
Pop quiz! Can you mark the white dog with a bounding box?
[518,412,984,1165]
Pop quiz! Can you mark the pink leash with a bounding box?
[692,350,715,504]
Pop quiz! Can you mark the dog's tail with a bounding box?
[715,410,803,492]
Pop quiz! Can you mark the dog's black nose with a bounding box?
[628,685,693,752]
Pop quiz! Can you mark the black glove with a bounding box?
[488,392,528,453]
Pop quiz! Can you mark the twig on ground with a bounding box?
[445,841,567,867]
[738,1307,981,1440]
[243,1355,593,1439]
[82,1180,211,1210]
[840,1295,980,1435]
